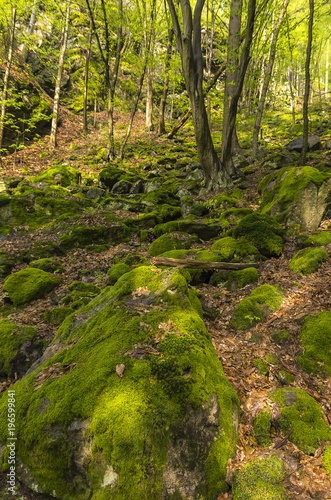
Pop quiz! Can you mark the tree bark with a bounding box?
[158,28,174,135]
[300,0,314,166]
[0,7,16,152]
[22,0,38,63]
[49,1,70,151]
[83,22,93,135]
[252,0,290,156]
[146,68,153,131]
[151,256,259,270]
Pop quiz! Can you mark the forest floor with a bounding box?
[1,108,331,500]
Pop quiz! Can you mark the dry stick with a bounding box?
[151,257,259,270]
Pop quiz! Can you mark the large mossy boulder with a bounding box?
[153,220,221,240]
[59,224,130,251]
[210,236,260,262]
[0,267,239,499]
[107,262,131,285]
[0,320,44,378]
[233,214,285,258]
[232,455,288,500]
[29,258,64,274]
[210,267,259,290]
[297,311,331,378]
[148,232,197,257]
[2,268,61,306]
[269,388,331,455]
[289,247,328,275]
[258,166,331,231]
[31,165,81,187]
[297,230,331,248]
[98,165,139,189]
[229,284,283,330]
[140,188,180,207]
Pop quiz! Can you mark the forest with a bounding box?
[0,0,331,499]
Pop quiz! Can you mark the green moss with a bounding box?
[98,166,138,189]
[271,329,289,345]
[232,455,288,499]
[44,307,75,326]
[211,236,260,262]
[29,258,64,274]
[230,285,283,330]
[0,252,19,278]
[122,253,148,267]
[219,208,253,225]
[210,267,258,289]
[208,194,237,210]
[59,224,130,251]
[20,241,63,262]
[153,220,221,240]
[269,388,331,454]
[148,233,197,257]
[233,214,285,258]
[254,359,269,376]
[254,411,272,447]
[265,354,279,364]
[289,248,328,275]
[298,231,331,248]
[2,268,61,306]
[107,263,131,285]
[0,320,39,377]
[297,311,331,378]
[323,446,331,476]
[141,188,180,207]
[276,370,294,385]
[31,164,81,187]
[0,266,239,498]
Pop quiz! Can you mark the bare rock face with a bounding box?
[258,166,331,231]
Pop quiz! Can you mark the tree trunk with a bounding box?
[22,0,38,63]
[206,0,215,122]
[286,13,296,131]
[158,28,174,135]
[49,1,70,151]
[221,0,256,175]
[83,22,93,135]
[300,0,314,166]
[326,39,329,99]
[146,68,153,131]
[0,7,16,152]
[252,0,290,156]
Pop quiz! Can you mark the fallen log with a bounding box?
[151,257,259,270]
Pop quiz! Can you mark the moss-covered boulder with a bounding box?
[324,446,331,476]
[31,164,81,187]
[210,267,259,290]
[232,455,288,500]
[229,284,283,330]
[99,166,140,189]
[0,267,239,499]
[44,307,75,326]
[0,252,19,278]
[141,188,180,207]
[59,224,130,251]
[107,262,131,285]
[253,411,272,447]
[297,230,331,248]
[153,220,221,240]
[258,166,331,231]
[2,268,61,306]
[289,248,328,275]
[148,232,197,257]
[233,214,285,258]
[269,388,331,455]
[0,320,44,378]
[211,236,260,262]
[29,258,64,274]
[297,311,331,378]
[218,208,253,229]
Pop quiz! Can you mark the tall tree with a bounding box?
[252,0,290,156]
[158,27,174,135]
[49,0,71,151]
[300,0,314,165]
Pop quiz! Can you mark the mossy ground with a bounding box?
[0,267,239,499]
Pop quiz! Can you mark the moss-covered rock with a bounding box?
[218,208,253,228]
[2,268,61,306]
[141,188,180,207]
[232,455,288,499]
[253,411,272,447]
[107,263,131,285]
[254,358,269,376]
[258,166,331,231]
[210,236,260,262]
[31,164,81,187]
[153,220,221,240]
[275,370,294,385]
[0,252,19,278]
[44,307,75,326]
[29,258,64,274]
[189,202,209,217]
[59,224,130,251]
[271,329,290,345]
[324,446,331,476]
[229,285,283,330]
[0,267,239,499]
[289,248,328,275]
[148,233,197,257]
[269,388,331,455]
[20,241,63,263]
[233,214,285,258]
[0,320,44,378]
[210,267,259,290]
[297,230,331,248]
[297,311,331,378]
[98,166,139,189]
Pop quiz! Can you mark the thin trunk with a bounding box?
[22,0,38,62]
[286,13,296,131]
[49,1,70,151]
[93,97,97,127]
[0,7,16,151]
[206,0,215,122]
[83,21,93,135]
[146,68,153,131]
[300,0,314,165]
[326,39,329,99]
[252,0,290,156]
[158,28,174,135]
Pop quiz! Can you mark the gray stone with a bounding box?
[130,179,144,194]
[287,135,321,153]
[111,180,131,194]
[85,187,105,199]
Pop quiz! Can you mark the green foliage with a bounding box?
[2,268,61,306]
[289,248,328,275]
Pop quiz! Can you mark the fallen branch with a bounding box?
[151,257,259,270]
